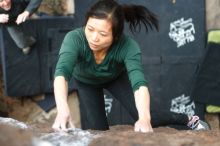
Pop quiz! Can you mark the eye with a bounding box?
[100,32,108,37]
[87,27,93,32]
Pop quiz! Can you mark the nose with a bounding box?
[91,32,99,42]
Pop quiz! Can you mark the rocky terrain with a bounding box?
[1,117,220,146]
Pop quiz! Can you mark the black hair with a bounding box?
[85,0,159,42]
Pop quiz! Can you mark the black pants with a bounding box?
[74,72,188,130]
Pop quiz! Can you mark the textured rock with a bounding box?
[0,117,29,129]
[1,117,220,146]
[40,128,95,146]
[0,117,96,146]
[206,0,220,30]
[90,125,220,146]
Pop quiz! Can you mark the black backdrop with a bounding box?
[0,17,75,96]
[0,0,206,126]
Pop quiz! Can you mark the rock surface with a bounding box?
[1,117,220,146]
[0,117,96,146]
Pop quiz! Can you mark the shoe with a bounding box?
[22,36,36,55]
[22,46,31,55]
[187,115,210,130]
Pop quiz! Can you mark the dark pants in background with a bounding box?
[7,25,36,49]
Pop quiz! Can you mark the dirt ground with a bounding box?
[1,0,220,146]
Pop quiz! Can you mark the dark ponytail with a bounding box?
[85,0,159,42]
[122,5,159,33]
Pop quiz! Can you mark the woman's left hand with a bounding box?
[16,11,30,24]
[134,118,153,133]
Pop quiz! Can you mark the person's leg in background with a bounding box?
[74,79,109,130]
[7,25,36,54]
[105,72,138,125]
[194,101,206,121]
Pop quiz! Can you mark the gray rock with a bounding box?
[0,117,29,129]
[40,128,96,146]
[0,117,96,146]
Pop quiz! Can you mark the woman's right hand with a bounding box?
[53,76,75,131]
[0,14,9,23]
[52,104,75,132]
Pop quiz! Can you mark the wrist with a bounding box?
[56,100,69,112]
[139,111,151,121]
[23,11,30,17]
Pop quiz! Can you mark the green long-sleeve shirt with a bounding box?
[55,27,148,92]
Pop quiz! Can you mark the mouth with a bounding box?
[2,5,11,10]
[89,42,98,48]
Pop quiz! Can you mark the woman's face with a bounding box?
[0,0,11,10]
[85,17,113,52]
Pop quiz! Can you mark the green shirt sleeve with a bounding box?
[124,37,148,92]
[54,30,80,81]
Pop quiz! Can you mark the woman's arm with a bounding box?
[52,76,75,131]
[25,0,43,15]
[134,86,153,133]
[16,0,43,24]
[52,30,81,131]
